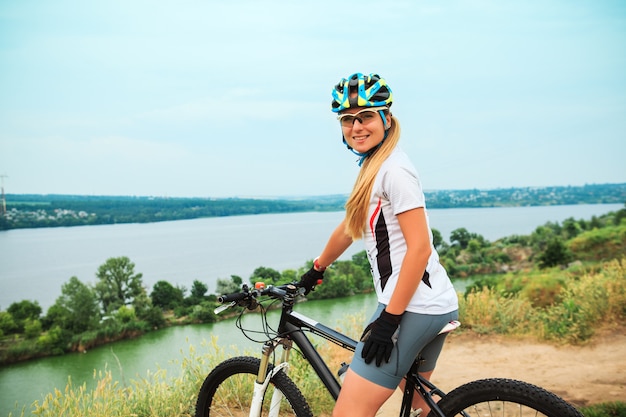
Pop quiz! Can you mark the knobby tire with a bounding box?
[195,356,313,417]
[430,378,583,417]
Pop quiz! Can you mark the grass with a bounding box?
[581,402,626,417]
[460,258,626,344]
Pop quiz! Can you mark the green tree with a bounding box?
[432,228,443,249]
[280,269,298,283]
[0,311,18,335]
[250,266,282,285]
[36,325,66,353]
[191,280,208,298]
[131,288,153,320]
[95,256,144,313]
[141,305,166,328]
[537,237,573,268]
[7,300,42,332]
[216,275,243,295]
[562,217,582,239]
[24,318,42,339]
[50,276,101,333]
[531,223,560,252]
[467,239,482,254]
[450,228,472,249]
[115,305,136,323]
[189,301,217,323]
[614,205,626,225]
[150,280,184,310]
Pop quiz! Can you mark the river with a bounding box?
[0,203,623,415]
[1,204,622,311]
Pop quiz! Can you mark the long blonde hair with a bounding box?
[344,114,401,240]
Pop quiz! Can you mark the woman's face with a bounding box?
[339,107,391,154]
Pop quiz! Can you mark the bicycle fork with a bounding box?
[250,338,293,417]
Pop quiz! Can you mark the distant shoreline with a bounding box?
[1,183,625,231]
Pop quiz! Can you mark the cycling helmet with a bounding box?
[331,73,393,113]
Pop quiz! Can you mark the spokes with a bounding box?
[463,401,545,416]
[210,373,298,417]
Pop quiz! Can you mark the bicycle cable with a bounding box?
[232,294,311,360]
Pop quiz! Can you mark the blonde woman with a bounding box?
[299,73,458,417]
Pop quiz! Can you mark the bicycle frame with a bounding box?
[255,299,451,417]
[206,284,580,417]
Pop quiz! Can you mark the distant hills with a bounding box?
[424,183,626,208]
[1,183,624,231]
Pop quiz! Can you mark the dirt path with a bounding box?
[378,327,626,415]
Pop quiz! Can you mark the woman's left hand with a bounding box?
[360,309,403,366]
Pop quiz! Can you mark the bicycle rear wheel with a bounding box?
[195,356,313,417]
[430,378,583,417]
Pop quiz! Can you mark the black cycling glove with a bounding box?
[298,267,324,295]
[360,309,403,367]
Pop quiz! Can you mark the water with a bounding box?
[1,204,622,310]
[0,203,623,415]
[0,211,365,310]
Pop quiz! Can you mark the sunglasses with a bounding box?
[337,107,388,127]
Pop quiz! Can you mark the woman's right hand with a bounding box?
[298,267,324,295]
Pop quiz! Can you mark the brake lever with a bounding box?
[214,301,235,315]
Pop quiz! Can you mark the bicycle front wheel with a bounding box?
[195,356,313,417]
[431,378,583,417]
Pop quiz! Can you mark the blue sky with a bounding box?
[1,0,625,198]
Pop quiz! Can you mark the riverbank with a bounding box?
[0,288,371,366]
[378,326,626,415]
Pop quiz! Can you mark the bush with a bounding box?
[520,274,566,308]
[570,224,626,262]
[23,319,42,339]
[0,311,18,335]
[189,302,217,323]
[539,258,626,343]
[115,306,136,324]
[459,287,534,335]
[459,258,626,343]
[537,237,573,268]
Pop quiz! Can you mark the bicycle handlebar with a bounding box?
[216,282,303,313]
[217,292,249,303]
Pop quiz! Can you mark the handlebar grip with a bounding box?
[218,292,247,303]
[268,286,287,298]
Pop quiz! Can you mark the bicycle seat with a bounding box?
[438,320,461,335]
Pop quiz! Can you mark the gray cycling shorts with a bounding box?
[349,303,459,390]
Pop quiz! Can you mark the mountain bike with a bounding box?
[194,282,583,417]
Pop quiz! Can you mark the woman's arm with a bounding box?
[385,207,432,315]
[315,219,354,270]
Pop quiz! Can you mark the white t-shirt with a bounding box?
[363,147,458,314]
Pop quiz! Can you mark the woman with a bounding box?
[299,73,459,417]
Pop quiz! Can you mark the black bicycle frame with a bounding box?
[277,307,448,417]
[282,309,354,400]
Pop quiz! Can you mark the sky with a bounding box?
[1,0,625,198]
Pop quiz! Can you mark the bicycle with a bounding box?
[195,282,583,417]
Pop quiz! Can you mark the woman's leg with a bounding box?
[332,369,395,417]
